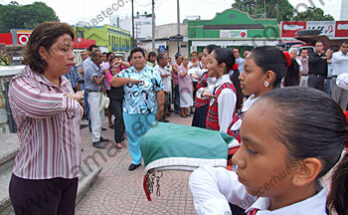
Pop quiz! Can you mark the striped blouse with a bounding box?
[8,66,83,179]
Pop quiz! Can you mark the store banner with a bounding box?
[220,30,247,39]
[281,21,348,39]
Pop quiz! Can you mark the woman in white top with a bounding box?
[190,87,347,215]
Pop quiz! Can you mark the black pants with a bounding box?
[308,74,325,91]
[110,98,125,143]
[9,174,78,215]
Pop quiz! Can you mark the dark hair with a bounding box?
[157,52,166,63]
[259,87,347,213]
[250,46,293,88]
[107,52,114,59]
[327,153,348,215]
[315,41,324,46]
[283,58,300,86]
[23,22,74,74]
[342,41,348,46]
[148,51,157,60]
[88,44,99,52]
[102,52,107,55]
[109,56,118,64]
[130,47,146,58]
[175,53,182,60]
[127,55,131,62]
[205,44,219,54]
[213,48,243,111]
[259,87,346,178]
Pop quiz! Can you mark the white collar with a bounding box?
[241,95,259,112]
[246,185,327,215]
[339,51,348,56]
[214,74,232,89]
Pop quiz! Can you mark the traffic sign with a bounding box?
[158,45,166,52]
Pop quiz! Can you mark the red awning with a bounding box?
[0,33,13,45]
[73,38,96,49]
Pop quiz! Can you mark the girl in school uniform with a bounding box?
[191,44,218,128]
[204,48,243,133]
[227,47,296,158]
[190,87,347,215]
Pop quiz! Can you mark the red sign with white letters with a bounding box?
[281,21,307,38]
[281,21,348,39]
[335,21,348,38]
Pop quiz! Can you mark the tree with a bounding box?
[0,1,59,33]
[293,7,334,21]
[232,0,296,21]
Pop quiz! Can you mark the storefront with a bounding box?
[75,24,131,53]
[188,9,280,54]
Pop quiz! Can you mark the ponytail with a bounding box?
[213,48,243,112]
[327,153,348,215]
[230,69,243,111]
[283,58,300,87]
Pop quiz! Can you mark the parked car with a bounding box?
[288,44,315,56]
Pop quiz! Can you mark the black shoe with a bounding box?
[159,118,169,123]
[109,124,115,129]
[128,163,141,171]
[93,141,105,149]
[100,136,109,142]
[102,127,107,131]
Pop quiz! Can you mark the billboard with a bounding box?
[10,29,32,45]
[281,21,348,39]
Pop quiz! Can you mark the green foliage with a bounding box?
[0,50,12,66]
[0,1,59,33]
[293,7,334,21]
[232,0,296,21]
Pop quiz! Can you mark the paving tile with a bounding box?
[76,114,197,215]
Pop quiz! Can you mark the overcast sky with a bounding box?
[2,0,342,26]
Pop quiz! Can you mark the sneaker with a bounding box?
[92,141,105,149]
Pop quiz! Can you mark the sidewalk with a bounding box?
[76,113,198,215]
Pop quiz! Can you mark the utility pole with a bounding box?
[131,0,135,48]
[177,0,181,54]
[263,0,267,18]
[152,0,155,51]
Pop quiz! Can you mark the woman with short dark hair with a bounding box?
[111,47,164,171]
[8,22,83,215]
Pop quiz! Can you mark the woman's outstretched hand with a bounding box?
[65,90,84,101]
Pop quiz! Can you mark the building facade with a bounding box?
[75,24,131,53]
[138,23,188,60]
[188,9,280,54]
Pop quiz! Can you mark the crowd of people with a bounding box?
[6,21,348,215]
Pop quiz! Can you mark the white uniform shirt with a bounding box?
[229,95,259,148]
[155,65,172,93]
[208,74,237,133]
[189,61,200,82]
[189,166,328,215]
[332,51,348,76]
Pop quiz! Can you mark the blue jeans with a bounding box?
[83,89,91,131]
[123,112,156,165]
[323,77,332,96]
